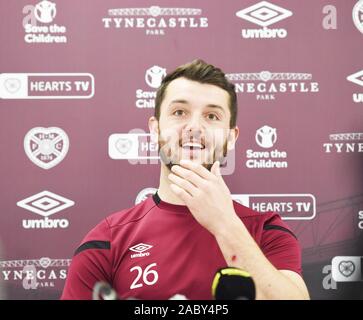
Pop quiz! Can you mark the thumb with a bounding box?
[211,161,221,177]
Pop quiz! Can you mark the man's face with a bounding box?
[150,78,237,171]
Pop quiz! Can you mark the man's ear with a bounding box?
[148,116,159,143]
[227,126,239,150]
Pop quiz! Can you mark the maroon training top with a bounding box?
[61,192,302,300]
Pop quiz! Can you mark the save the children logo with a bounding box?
[246,125,288,169]
[145,66,167,89]
[136,66,167,108]
[34,0,56,23]
[22,1,68,43]
[256,125,277,148]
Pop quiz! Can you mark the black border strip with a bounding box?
[152,191,161,205]
[263,225,297,240]
[74,240,111,256]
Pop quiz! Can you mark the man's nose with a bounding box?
[184,115,204,134]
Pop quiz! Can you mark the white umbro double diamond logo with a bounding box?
[129,243,153,258]
[17,191,74,217]
[236,1,292,27]
[129,243,153,253]
[347,70,363,87]
[347,70,363,103]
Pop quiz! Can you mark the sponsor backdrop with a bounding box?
[0,0,362,300]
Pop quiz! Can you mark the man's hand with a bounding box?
[168,160,310,300]
[168,159,239,235]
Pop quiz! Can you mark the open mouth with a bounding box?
[181,141,205,150]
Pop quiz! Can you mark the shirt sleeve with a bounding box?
[260,213,302,276]
[61,218,113,300]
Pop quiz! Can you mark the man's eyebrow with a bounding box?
[169,100,226,113]
[169,99,189,105]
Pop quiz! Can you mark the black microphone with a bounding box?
[211,267,256,300]
[92,281,118,300]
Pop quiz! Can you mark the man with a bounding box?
[61,60,310,300]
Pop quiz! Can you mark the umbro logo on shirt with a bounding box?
[129,243,153,258]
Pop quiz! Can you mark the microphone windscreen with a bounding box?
[92,281,118,300]
[212,267,256,300]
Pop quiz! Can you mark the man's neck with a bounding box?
[157,164,186,206]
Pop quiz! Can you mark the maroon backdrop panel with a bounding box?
[0,0,362,299]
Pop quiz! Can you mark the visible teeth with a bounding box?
[182,142,203,149]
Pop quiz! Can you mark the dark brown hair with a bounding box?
[154,59,237,128]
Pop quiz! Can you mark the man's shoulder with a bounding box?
[104,196,157,229]
[233,200,298,243]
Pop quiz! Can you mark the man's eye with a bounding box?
[173,110,185,116]
[207,113,219,121]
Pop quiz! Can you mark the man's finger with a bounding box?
[171,164,207,187]
[179,159,215,180]
[170,183,192,204]
[211,161,221,177]
[168,173,198,196]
